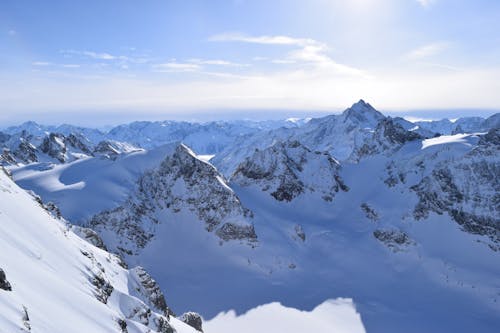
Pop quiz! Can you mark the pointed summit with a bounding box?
[343,99,385,127]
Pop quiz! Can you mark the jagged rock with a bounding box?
[155,316,176,333]
[40,133,67,163]
[117,318,128,333]
[361,203,379,222]
[0,268,12,291]
[373,229,414,252]
[44,201,62,219]
[13,140,38,164]
[94,140,139,159]
[131,266,173,317]
[72,226,108,251]
[354,118,422,160]
[65,133,93,155]
[0,148,16,165]
[179,312,203,332]
[215,222,257,242]
[231,140,348,202]
[90,273,113,304]
[94,140,121,159]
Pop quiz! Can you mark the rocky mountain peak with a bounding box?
[343,100,385,127]
[39,133,67,163]
[88,143,257,257]
[231,140,348,202]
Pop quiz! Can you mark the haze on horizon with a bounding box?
[1,0,500,125]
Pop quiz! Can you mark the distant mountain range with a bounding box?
[1,100,499,333]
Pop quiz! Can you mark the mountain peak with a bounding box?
[343,100,385,127]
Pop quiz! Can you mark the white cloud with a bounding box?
[406,42,449,60]
[209,33,321,48]
[153,62,201,72]
[8,30,16,36]
[211,33,366,77]
[188,58,249,67]
[62,64,81,68]
[82,51,121,60]
[32,61,51,66]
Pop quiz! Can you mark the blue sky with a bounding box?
[1,0,500,124]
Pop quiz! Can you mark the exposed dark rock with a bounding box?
[93,140,121,159]
[131,266,174,317]
[117,318,128,333]
[361,203,379,222]
[373,229,414,252]
[72,226,108,251]
[65,133,93,155]
[40,133,67,163]
[13,141,38,164]
[44,202,62,219]
[215,223,257,242]
[232,140,347,202]
[90,273,113,304]
[155,316,176,333]
[0,268,12,291]
[179,312,203,332]
[355,118,422,160]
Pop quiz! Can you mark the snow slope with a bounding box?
[0,168,199,333]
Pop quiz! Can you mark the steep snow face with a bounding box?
[231,140,348,202]
[0,169,198,333]
[87,144,256,257]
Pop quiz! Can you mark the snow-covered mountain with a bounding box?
[3,101,500,332]
[415,113,500,135]
[212,100,427,176]
[230,140,348,202]
[0,168,201,333]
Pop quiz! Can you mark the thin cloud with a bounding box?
[406,42,450,60]
[153,62,201,72]
[8,30,16,36]
[209,33,321,48]
[32,61,51,66]
[211,33,366,77]
[188,58,249,67]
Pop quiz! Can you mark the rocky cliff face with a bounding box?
[231,140,348,202]
[353,118,422,161]
[88,144,257,256]
[383,129,499,250]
